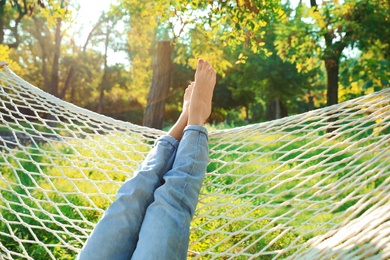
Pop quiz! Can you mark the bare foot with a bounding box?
[167,83,194,140]
[182,82,194,116]
[188,59,216,125]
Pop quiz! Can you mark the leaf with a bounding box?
[381,79,389,87]
[362,79,373,90]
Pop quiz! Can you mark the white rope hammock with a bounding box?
[0,63,389,259]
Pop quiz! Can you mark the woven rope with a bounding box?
[0,65,389,259]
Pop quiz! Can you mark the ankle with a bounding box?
[188,109,208,126]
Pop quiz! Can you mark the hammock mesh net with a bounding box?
[0,65,389,259]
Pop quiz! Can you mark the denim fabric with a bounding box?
[77,125,209,260]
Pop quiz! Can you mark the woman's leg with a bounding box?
[77,86,194,260]
[132,59,216,260]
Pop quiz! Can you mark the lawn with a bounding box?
[0,123,388,259]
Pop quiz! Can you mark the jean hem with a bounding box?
[184,125,208,139]
[158,135,180,150]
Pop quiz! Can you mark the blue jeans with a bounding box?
[77,125,209,260]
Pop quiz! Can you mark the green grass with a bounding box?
[188,129,389,258]
[0,131,150,259]
[0,127,388,259]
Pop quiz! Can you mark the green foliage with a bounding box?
[339,43,390,101]
[276,0,390,106]
[2,0,389,126]
[0,44,23,75]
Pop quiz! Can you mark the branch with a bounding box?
[60,66,74,99]
[310,0,318,12]
[82,19,104,53]
[7,0,28,48]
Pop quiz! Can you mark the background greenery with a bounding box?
[0,0,389,127]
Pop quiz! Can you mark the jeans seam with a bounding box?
[176,132,201,253]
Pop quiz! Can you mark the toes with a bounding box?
[204,62,214,73]
[187,83,194,93]
[196,58,216,80]
[198,59,212,71]
[204,61,211,71]
[185,82,194,97]
[197,59,205,70]
[184,91,191,102]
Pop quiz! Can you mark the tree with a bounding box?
[339,43,390,102]
[143,41,173,129]
[216,35,315,122]
[94,10,126,114]
[118,0,283,125]
[277,0,390,107]
[0,0,46,48]
[16,0,70,97]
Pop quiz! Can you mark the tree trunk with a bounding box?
[266,100,277,121]
[48,17,62,127]
[325,58,339,106]
[143,41,173,129]
[97,19,110,114]
[70,80,76,104]
[325,58,340,133]
[308,90,314,111]
[33,17,51,93]
[244,105,249,122]
[0,0,5,44]
[60,66,74,99]
[97,89,105,114]
[265,98,288,121]
[41,48,50,93]
[51,17,62,97]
